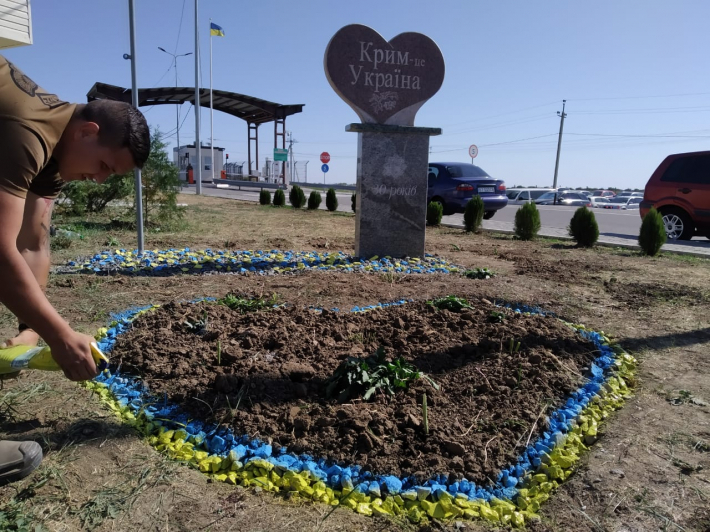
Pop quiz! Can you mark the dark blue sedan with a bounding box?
[427,162,508,218]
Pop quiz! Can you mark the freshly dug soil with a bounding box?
[110,296,600,485]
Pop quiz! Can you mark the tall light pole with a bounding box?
[552,100,567,191]
[158,47,192,167]
[127,0,144,253]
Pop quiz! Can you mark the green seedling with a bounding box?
[464,267,495,279]
[183,311,208,333]
[217,293,278,313]
[422,393,429,436]
[427,295,473,312]
[217,340,222,366]
[325,346,439,403]
[488,311,506,323]
[509,338,521,354]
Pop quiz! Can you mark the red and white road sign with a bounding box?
[320,152,331,164]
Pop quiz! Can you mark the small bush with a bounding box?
[352,193,357,213]
[426,201,443,226]
[568,206,599,247]
[273,189,286,206]
[289,185,306,208]
[463,195,484,232]
[307,190,322,210]
[326,188,338,212]
[638,207,667,256]
[259,189,271,205]
[514,202,541,240]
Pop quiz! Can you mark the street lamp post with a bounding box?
[158,47,192,170]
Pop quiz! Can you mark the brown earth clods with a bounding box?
[111,298,598,485]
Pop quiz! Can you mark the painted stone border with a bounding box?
[61,249,461,276]
[84,300,636,528]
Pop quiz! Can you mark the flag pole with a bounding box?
[210,18,214,182]
[194,0,202,194]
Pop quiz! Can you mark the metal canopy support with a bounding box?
[248,122,259,177]
[274,116,286,183]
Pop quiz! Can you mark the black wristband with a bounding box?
[18,323,31,333]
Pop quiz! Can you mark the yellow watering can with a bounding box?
[0,342,108,375]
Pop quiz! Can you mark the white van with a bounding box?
[506,188,556,204]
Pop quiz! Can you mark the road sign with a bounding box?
[274,148,288,162]
[321,164,329,173]
[468,144,478,159]
[320,152,330,164]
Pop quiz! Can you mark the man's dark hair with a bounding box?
[78,100,150,168]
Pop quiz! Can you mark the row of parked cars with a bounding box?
[427,152,709,240]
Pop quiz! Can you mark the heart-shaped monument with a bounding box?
[324,24,445,126]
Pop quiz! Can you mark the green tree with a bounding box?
[463,196,484,232]
[307,190,322,210]
[426,201,443,226]
[568,206,599,247]
[58,172,133,216]
[514,202,541,240]
[326,188,338,212]
[638,208,667,256]
[133,129,184,227]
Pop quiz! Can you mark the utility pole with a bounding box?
[552,100,567,191]
[287,132,297,183]
[158,47,192,169]
[127,0,144,253]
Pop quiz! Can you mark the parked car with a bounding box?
[589,196,611,208]
[640,150,710,240]
[603,197,642,210]
[591,190,616,198]
[506,188,556,204]
[616,191,643,198]
[427,162,508,218]
[535,192,592,207]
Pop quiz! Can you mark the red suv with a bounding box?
[640,151,710,240]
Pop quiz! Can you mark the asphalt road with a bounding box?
[444,203,643,239]
[190,184,644,238]
[186,183,709,246]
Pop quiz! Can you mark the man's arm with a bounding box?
[0,190,97,380]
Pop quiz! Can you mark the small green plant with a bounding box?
[427,295,473,312]
[638,207,667,256]
[568,206,599,247]
[217,341,222,366]
[426,201,444,226]
[351,193,356,213]
[217,293,278,313]
[289,185,306,209]
[463,195,485,232]
[105,236,120,247]
[422,393,429,435]
[183,311,208,333]
[273,188,286,206]
[307,190,322,210]
[514,202,541,240]
[488,311,506,323]
[325,347,439,402]
[259,189,271,205]
[326,188,338,212]
[50,235,73,251]
[508,338,521,354]
[464,267,495,279]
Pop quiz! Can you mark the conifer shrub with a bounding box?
[352,193,357,213]
[307,190,322,210]
[638,207,667,256]
[568,206,599,247]
[273,189,286,206]
[326,188,338,212]
[514,202,541,240]
[259,189,271,205]
[289,185,306,208]
[426,201,443,226]
[463,195,484,232]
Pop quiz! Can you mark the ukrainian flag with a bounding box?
[210,22,225,37]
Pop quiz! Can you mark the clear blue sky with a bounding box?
[4,0,710,189]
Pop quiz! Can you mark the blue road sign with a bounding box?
[321,164,329,173]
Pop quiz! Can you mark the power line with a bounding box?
[439,100,559,128]
[173,0,187,54]
[571,91,710,102]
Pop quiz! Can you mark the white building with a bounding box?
[0,0,33,50]
[173,144,224,182]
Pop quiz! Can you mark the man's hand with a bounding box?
[1,328,40,349]
[48,331,98,381]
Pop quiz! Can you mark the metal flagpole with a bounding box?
[194,0,202,194]
[127,0,144,253]
[210,18,214,182]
